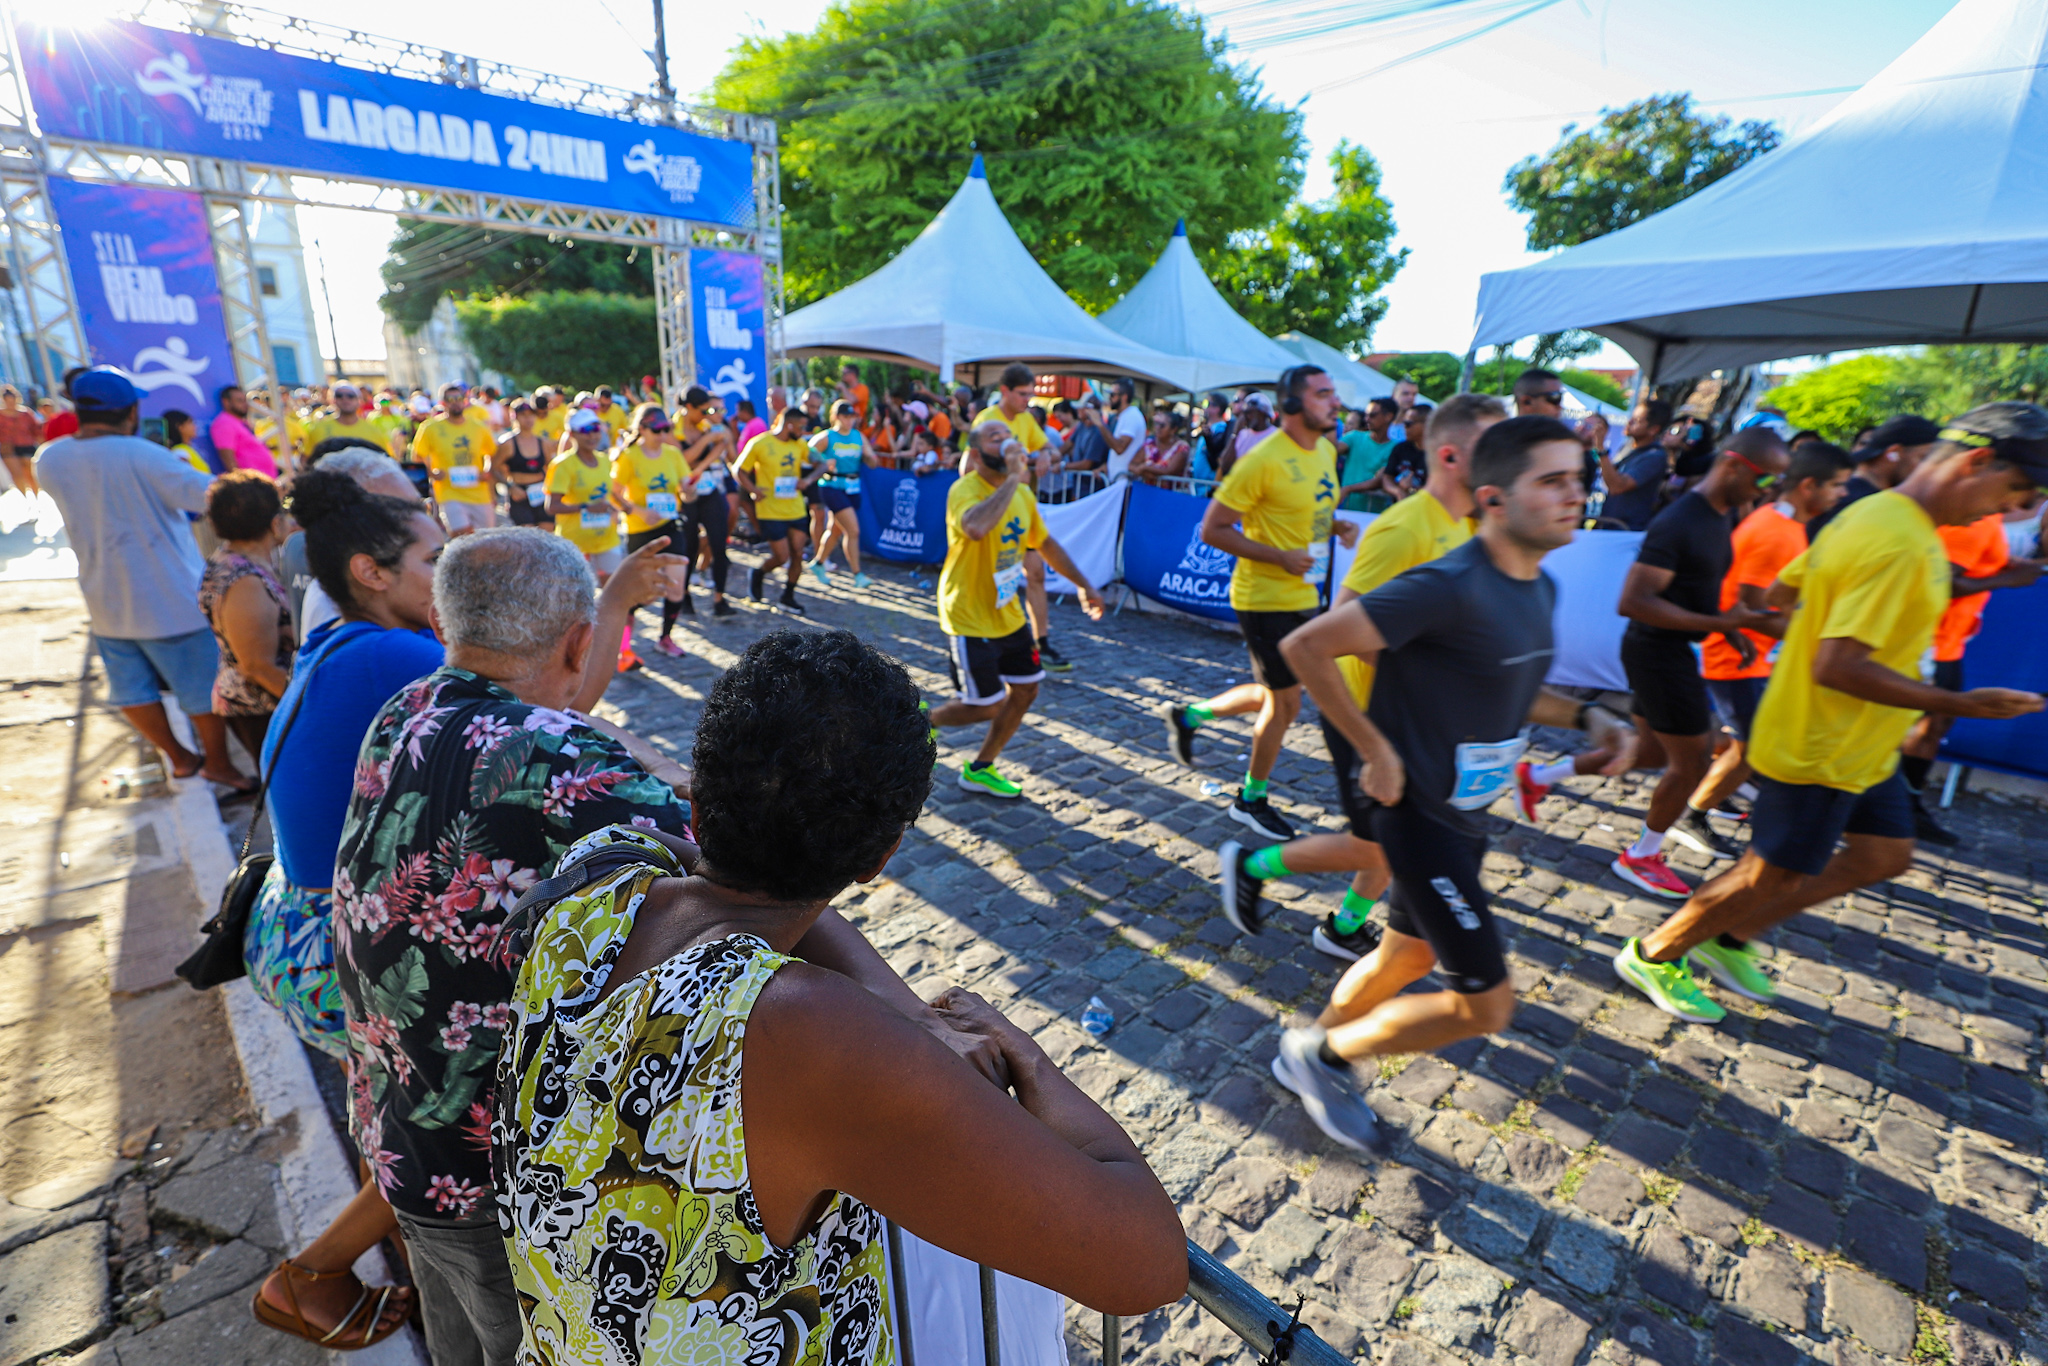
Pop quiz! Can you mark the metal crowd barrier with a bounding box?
[1149,473,1220,497]
[888,1230,1349,1366]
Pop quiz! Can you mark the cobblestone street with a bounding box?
[601,553,2048,1366]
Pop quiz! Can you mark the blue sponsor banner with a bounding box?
[1942,578,2048,782]
[858,465,955,563]
[47,178,234,430]
[21,20,754,228]
[1121,481,1235,622]
[689,248,765,418]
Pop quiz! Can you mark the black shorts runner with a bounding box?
[1706,676,1767,740]
[1236,609,1314,692]
[1320,716,1377,842]
[757,518,803,542]
[507,488,553,528]
[1366,801,1507,994]
[946,625,1044,706]
[1748,770,1914,876]
[1932,658,1964,693]
[627,521,682,554]
[821,487,861,514]
[1622,631,1711,737]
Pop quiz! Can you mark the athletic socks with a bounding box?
[1244,845,1290,880]
[1317,1038,1350,1072]
[1529,757,1576,786]
[1717,933,1748,950]
[1334,887,1377,934]
[1627,828,1666,860]
[1186,702,1218,729]
[1900,754,1933,791]
[966,760,991,773]
[661,599,682,635]
[1241,773,1269,802]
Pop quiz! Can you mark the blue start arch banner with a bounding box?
[20,20,755,229]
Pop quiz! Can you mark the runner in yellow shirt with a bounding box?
[612,404,692,658]
[1155,365,1358,844]
[734,408,814,615]
[928,421,1105,799]
[413,384,500,534]
[1617,403,2048,1024]
[973,362,1072,671]
[1217,393,1509,961]
[299,383,389,462]
[593,386,630,450]
[533,387,568,451]
[544,408,624,575]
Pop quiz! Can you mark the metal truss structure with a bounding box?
[0,0,781,401]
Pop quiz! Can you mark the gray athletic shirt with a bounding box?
[1358,536,1559,834]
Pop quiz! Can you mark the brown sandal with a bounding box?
[250,1259,413,1350]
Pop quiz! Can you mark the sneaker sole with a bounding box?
[1610,857,1689,900]
[1270,1051,1385,1156]
[1158,705,1195,767]
[1216,840,1261,937]
[1686,950,1777,1005]
[1229,804,1294,841]
[1310,924,1365,962]
[956,774,1023,800]
[1612,950,1726,1024]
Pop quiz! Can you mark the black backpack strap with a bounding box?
[493,829,684,961]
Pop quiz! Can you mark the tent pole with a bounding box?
[1458,348,1475,394]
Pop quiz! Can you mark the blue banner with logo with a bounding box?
[1942,579,2048,782]
[21,20,755,228]
[689,248,765,420]
[1121,481,1236,621]
[859,466,955,563]
[47,178,234,430]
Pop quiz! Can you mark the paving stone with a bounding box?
[1608,1303,1700,1366]
[1542,1215,1623,1295]
[1197,1073,1273,1138]
[160,1237,272,1318]
[1959,1146,2035,1212]
[1369,1165,1457,1243]
[1760,1180,1840,1252]
[1691,1131,1773,1192]
[1779,1141,1849,1200]
[1415,1113,1494,1173]
[150,1157,283,1249]
[1535,1095,1602,1150]
[1496,1289,1595,1366]
[1790,1099,1859,1143]
[1604,1115,1686,1174]
[1712,1313,1802,1366]
[1842,1200,1925,1291]
[1855,1154,1933,1217]
[1503,1133,1568,1194]
[1574,1160,1645,1225]
[1302,1154,1368,1216]
[1457,1075,1519,1124]
[1633,1221,1710,1314]
[1633,1076,1705,1127]
[1202,1156,1290,1228]
[1312,1223,1415,1324]
[114,1280,327,1365]
[1254,1205,1330,1276]
[0,1221,108,1364]
[1442,1184,1545,1263]
[1872,1114,1945,1170]
[1149,987,1209,1031]
[1947,1245,2031,1313]
[1824,1269,1916,1357]
[1149,1124,1232,1200]
[1731,1243,1809,1331]
[1391,1056,1459,1108]
[1673,1182,1747,1250]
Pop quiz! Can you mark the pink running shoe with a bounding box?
[654,637,684,658]
[1514,761,1548,823]
[1611,851,1691,900]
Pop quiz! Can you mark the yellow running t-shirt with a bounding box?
[612,441,691,534]
[301,415,389,460]
[1338,490,1475,707]
[736,433,809,522]
[535,406,568,446]
[972,404,1047,454]
[412,410,499,505]
[545,451,621,554]
[1213,429,1337,614]
[940,469,1046,640]
[596,405,629,450]
[1747,491,1951,793]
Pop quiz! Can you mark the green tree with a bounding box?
[1205,141,1406,351]
[380,221,653,329]
[453,292,657,392]
[1559,368,1629,408]
[1529,329,1602,371]
[710,0,1304,310]
[1377,352,1461,401]
[1893,345,2048,416]
[1505,94,1780,251]
[1762,355,1908,442]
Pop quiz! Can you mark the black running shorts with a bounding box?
[1748,770,1914,876]
[1366,801,1507,993]
[947,625,1044,706]
[1622,630,1712,737]
[626,521,682,554]
[1236,609,1315,692]
[1320,716,1376,842]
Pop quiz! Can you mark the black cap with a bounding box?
[1855,415,1941,459]
[1940,401,2048,487]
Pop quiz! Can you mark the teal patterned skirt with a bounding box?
[243,861,348,1058]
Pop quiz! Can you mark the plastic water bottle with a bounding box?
[1080,996,1115,1038]
[1199,780,1225,798]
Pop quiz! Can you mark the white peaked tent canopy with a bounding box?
[781,156,1188,387]
[1270,332,1398,407]
[1099,220,1304,392]
[1469,0,2048,383]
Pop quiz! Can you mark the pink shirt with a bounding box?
[209,411,277,478]
[739,417,767,448]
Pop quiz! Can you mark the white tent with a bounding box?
[1269,332,1397,407]
[1099,220,1304,393]
[1469,0,2048,383]
[781,157,1189,387]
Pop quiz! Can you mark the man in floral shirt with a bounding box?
[334,528,689,1366]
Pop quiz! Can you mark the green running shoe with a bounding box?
[1688,939,1776,1003]
[957,763,1023,799]
[1613,938,1726,1023]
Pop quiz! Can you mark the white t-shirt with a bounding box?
[300,579,341,638]
[1106,406,1147,481]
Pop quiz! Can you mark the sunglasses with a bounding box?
[1727,450,1780,489]
[1532,391,1565,404]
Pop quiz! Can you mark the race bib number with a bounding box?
[646,493,679,519]
[773,475,799,500]
[1448,734,1529,811]
[525,483,547,507]
[993,561,1026,608]
[448,465,480,489]
[1304,541,1330,585]
[698,463,725,495]
[580,509,613,532]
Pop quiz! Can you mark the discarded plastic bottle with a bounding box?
[1199,780,1225,798]
[1080,996,1115,1038]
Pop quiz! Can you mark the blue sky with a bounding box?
[274,0,1958,363]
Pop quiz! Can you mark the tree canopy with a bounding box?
[453,291,657,392]
[1504,94,1779,251]
[1765,345,2048,442]
[709,0,1306,311]
[380,221,652,330]
[1207,141,1406,352]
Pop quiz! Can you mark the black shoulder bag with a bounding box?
[175,625,354,990]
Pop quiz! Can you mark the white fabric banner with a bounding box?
[892,1228,1069,1366]
[1329,509,1377,590]
[1040,483,1125,596]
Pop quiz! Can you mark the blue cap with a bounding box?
[71,366,140,411]
[968,153,986,179]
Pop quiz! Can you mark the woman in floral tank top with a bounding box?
[197,470,294,759]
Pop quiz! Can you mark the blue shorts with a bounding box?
[1706,677,1768,740]
[757,518,804,542]
[820,486,861,514]
[1748,770,1914,876]
[96,629,219,713]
